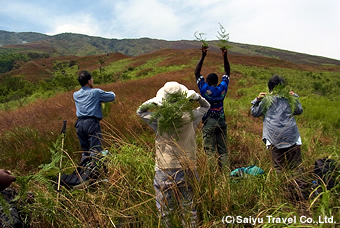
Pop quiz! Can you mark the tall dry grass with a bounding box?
[1,49,339,227]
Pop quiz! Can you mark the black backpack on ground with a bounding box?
[59,156,107,189]
[314,158,339,190]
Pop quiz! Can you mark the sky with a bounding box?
[0,0,339,60]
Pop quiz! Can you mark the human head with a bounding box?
[268,75,285,92]
[156,81,189,102]
[207,73,218,86]
[78,70,92,87]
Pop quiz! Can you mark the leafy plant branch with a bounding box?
[194,31,209,48]
[261,84,299,114]
[140,92,195,136]
[217,22,232,50]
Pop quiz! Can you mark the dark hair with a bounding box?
[78,70,92,86]
[207,73,218,86]
[268,75,285,92]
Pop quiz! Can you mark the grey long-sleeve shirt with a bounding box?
[251,94,303,149]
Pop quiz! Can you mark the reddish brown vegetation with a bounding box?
[231,54,340,72]
[3,40,56,54]
[1,48,337,172]
[1,53,130,83]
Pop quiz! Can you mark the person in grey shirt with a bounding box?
[251,75,303,172]
[73,70,116,163]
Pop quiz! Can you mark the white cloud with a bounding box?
[47,15,101,36]
[0,2,51,31]
[0,0,339,59]
[110,0,182,39]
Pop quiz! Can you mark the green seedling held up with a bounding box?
[194,31,209,48]
[261,84,299,115]
[217,22,231,50]
[140,92,195,136]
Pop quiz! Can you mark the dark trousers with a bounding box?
[202,118,228,169]
[75,118,103,163]
[269,144,302,172]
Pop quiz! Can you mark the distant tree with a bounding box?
[0,52,49,73]
[50,71,78,91]
[0,53,29,73]
[69,60,77,67]
[98,58,105,74]
[0,75,35,103]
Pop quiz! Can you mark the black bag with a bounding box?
[314,158,339,190]
[59,156,107,189]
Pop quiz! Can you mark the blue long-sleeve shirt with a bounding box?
[197,75,229,121]
[73,87,116,119]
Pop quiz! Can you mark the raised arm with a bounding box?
[194,46,208,80]
[136,98,160,132]
[290,91,303,115]
[250,92,266,117]
[221,49,230,76]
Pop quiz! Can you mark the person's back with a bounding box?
[260,96,301,148]
[73,70,115,164]
[155,112,198,169]
[137,81,210,227]
[74,87,115,120]
[251,75,303,172]
[194,46,230,170]
[197,74,228,121]
[137,82,210,170]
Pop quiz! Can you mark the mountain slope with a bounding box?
[0,48,339,173]
[3,48,339,86]
[0,30,49,45]
[1,30,339,66]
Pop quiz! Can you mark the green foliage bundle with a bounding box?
[261,84,299,114]
[195,23,231,49]
[216,23,231,50]
[140,92,196,136]
[16,136,64,196]
[194,31,209,48]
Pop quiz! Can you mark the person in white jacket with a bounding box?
[137,81,210,227]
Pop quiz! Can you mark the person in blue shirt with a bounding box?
[194,46,230,170]
[73,70,116,163]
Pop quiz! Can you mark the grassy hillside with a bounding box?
[1,48,339,170]
[0,30,49,45]
[1,31,339,66]
[0,48,339,227]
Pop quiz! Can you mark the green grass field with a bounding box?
[0,50,339,227]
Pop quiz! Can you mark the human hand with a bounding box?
[221,48,228,57]
[289,91,295,96]
[151,97,162,106]
[257,92,267,100]
[0,169,16,191]
[187,90,200,100]
[202,46,208,57]
[145,98,162,106]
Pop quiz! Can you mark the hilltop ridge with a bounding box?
[1,30,339,66]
